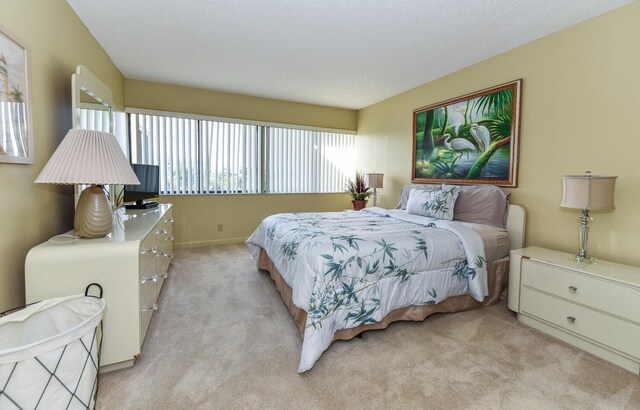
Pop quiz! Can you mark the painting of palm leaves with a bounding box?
[412,80,521,187]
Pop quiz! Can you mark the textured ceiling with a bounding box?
[67,0,632,110]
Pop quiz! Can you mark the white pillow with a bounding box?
[406,186,461,220]
[395,184,440,209]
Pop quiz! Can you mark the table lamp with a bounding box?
[367,172,384,207]
[560,171,616,263]
[35,129,140,238]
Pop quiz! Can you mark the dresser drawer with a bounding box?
[139,232,158,275]
[521,287,640,360]
[521,259,640,323]
[139,279,157,345]
[158,224,173,258]
[157,212,174,236]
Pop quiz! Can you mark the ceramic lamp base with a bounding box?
[74,185,113,238]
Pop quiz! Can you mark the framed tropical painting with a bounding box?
[0,25,33,164]
[412,79,521,187]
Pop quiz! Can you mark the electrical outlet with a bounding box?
[217,224,223,232]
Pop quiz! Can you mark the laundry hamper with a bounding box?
[0,284,105,410]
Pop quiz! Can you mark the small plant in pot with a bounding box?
[345,171,372,210]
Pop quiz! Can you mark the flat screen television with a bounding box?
[124,163,160,209]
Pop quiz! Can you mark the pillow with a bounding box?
[406,186,461,220]
[396,184,440,210]
[442,184,510,228]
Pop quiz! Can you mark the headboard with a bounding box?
[506,204,526,250]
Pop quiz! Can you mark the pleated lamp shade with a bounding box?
[35,129,140,185]
[35,129,139,239]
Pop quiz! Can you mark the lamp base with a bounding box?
[571,208,595,264]
[74,185,113,239]
[569,254,597,264]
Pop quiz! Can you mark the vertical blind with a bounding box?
[265,127,354,194]
[201,120,261,194]
[77,107,111,132]
[128,111,355,195]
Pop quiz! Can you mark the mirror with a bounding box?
[72,65,113,131]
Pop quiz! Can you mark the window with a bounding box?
[128,110,355,195]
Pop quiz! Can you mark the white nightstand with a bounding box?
[509,246,640,374]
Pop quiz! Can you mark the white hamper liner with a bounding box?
[0,288,105,410]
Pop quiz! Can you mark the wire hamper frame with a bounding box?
[0,283,104,410]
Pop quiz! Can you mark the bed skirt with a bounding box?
[258,248,509,342]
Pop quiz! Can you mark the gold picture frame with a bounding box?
[412,80,522,187]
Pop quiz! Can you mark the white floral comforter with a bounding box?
[246,208,488,372]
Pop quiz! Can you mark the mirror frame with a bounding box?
[71,65,114,131]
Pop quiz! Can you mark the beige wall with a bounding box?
[125,79,357,130]
[158,194,350,247]
[356,2,640,266]
[125,80,356,247]
[0,0,124,311]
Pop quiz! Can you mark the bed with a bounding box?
[246,184,525,372]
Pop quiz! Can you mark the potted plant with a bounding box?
[345,171,372,210]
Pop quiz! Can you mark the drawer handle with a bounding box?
[158,273,168,279]
[140,247,157,255]
[165,218,174,224]
[140,275,158,284]
[166,236,174,241]
[156,229,168,235]
[566,316,576,324]
[568,286,577,294]
[142,304,158,312]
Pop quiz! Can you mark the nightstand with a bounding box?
[509,246,640,374]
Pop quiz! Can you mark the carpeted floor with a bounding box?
[97,244,640,409]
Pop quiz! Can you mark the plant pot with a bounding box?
[352,200,368,211]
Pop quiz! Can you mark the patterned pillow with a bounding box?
[395,184,441,209]
[405,186,461,220]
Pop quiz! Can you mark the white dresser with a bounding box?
[25,204,174,372]
[509,246,640,374]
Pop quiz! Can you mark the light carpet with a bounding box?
[98,244,640,409]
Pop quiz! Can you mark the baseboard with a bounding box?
[100,359,135,373]
[174,237,248,249]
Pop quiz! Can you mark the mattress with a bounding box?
[382,209,509,261]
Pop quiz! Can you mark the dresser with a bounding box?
[508,246,640,374]
[25,204,174,372]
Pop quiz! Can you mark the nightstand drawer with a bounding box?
[521,287,640,360]
[521,259,640,323]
